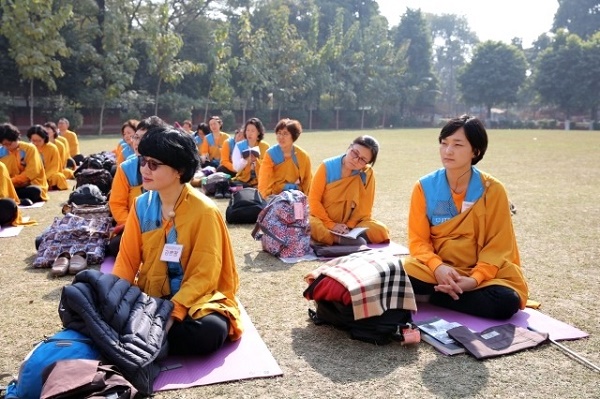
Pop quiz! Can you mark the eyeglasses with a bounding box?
[275,131,291,137]
[132,134,142,141]
[349,148,370,165]
[139,156,165,171]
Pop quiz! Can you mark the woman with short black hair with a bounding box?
[113,125,243,356]
[403,115,527,320]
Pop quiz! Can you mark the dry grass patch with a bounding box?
[1,128,598,398]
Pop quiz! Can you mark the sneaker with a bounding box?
[214,189,224,199]
[224,189,232,199]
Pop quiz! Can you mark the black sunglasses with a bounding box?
[139,156,165,171]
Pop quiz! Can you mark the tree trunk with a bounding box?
[98,100,106,135]
[154,79,162,115]
[29,80,34,126]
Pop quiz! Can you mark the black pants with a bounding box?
[409,276,521,320]
[0,198,18,226]
[167,312,229,356]
[16,185,43,203]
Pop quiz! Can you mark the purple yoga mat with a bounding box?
[99,256,283,391]
[412,302,588,341]
[153,303,282,391]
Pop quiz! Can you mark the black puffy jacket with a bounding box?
[59,269,173,396]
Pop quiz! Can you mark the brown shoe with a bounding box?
[51,252,71,277]
[69,251,88,275]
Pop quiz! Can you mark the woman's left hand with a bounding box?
[434,276,477,300]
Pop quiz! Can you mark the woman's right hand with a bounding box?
[332,223,349,234]
[433,264,463,299]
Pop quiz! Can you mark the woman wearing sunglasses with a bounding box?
[112,125,242,356]
[308,135,389,246]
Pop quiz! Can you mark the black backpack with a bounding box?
[225,187,266,224]
[308,300,412,345]
[68,184,107,206]
[75,169,113,196]
[304,274,413,345]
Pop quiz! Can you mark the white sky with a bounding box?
[375,0,559,47]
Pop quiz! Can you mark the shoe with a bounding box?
[224,189,232,199]
[69,251,88,275]
[51,252,71,277]
[214,188,224,199]
[20,198,34,207]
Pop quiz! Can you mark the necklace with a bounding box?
[450,169,471,194]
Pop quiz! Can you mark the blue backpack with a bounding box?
[5,329,101,399]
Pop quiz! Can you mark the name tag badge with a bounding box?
[293,202,304,220]
[461,201,474,213]
[160,243,183,262]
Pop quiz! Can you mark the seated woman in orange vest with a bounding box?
[309,135,389,246]
[108,116,167,256]
[200,116,229,168]
[43,122,75,180]
[57,117,84,165]
[194,122,210,154]
[0,161,23,226]
[113,125,242,356]
[115,119,138,165]
[0,123,48,205]
[257,118,312,199]
[26,125,69,191]
[403,115,527,320]
[231,117,270,188]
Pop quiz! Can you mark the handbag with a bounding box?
[40,359,137,399]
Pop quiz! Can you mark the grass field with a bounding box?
[1,128,599,398]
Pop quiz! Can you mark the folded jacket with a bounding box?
[447,323,549,360]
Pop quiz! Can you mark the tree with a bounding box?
[0,0,72,124]
[553,0,600,40]
[534,31,600,124]
[393,8,439,122]
[66,0,140,134]
[138,1,202,115]
[234,9,269,122]
[429,13,478,116]
[457,41,527,120]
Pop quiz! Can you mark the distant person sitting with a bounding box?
[257,118,312,199]
[231,117,270,188]
[27,125,69,191]
[309,135,389,246]
[0,161,22,226]
[194,122,210,155]
[108,116,167,256]
[43,122,75,179]
[0,123,48,204]
[403,115,527,320]
[57,117,84,165]
[200,116,230,168]
[115,119,138,165]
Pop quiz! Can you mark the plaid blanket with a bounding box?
[305,249,417,320]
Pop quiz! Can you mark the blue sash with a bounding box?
[205,133,216,148]
[323,154,365,185]
[420,167,484,226]
[267,145,299,167]
[135,191,183,295]
[121,156,143,187]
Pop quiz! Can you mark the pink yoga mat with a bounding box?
[412,302,588,342]
[99,256,283,391]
